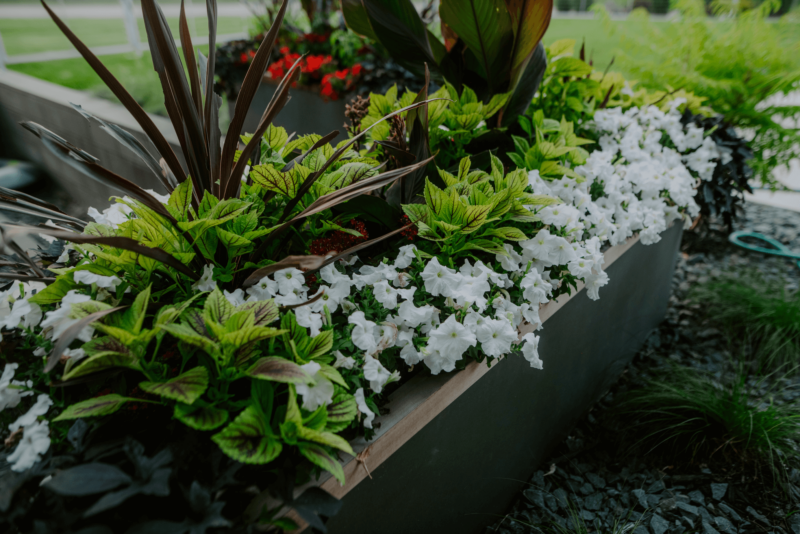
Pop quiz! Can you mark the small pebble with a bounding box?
[710,483,728,500]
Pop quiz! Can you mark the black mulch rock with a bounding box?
[486,203,800,534]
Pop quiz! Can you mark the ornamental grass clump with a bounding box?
[616,366,800,481]
[691,271,800,372]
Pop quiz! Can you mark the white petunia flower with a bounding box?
[294,362,334,411]
[0,298,42,332]
[373,280,400,310]
[87,201,132,229]
[9,394,53,432]
[393,244,417,269]
[420,257,459,297]
[397,300,434,329]
[8,420,50,472]
[192,265,217,292]
[520,269,553,306]
[74,271,122,290]
[0,364,33,412]
[333,350,356,370]
[246,276,278,301]
[39,290,94,342]
[519,332,543,369]
[223,289,246,307]
[363,355,392,393]
[585,271,610,301]
[426,315,476,365]
[349,311,379,354]
[295,306,323,337]
[62,347,87,363]
[354,387,376,428]
[275,268,307,295]
[476,317,518,358]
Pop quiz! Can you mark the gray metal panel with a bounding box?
[234,83,350,138]
[318,223,682,534]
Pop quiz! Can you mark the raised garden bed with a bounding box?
[283,223,683,533]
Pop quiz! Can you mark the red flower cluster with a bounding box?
[320,64,363,101]
[238,49,256,65]
[309,219,369,256]
[399,214,418,241]
[267,47,333,83]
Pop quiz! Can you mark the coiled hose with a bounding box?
[728,231,800,269]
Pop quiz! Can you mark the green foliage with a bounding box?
[509,111,593,179]
[598,0,800,187]
[615,365,800,479]
[691,271,800,372]
[403,154,559,259]
[342,0,552,123]
[361,83,511,169]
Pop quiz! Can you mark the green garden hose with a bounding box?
[728,231,800,269]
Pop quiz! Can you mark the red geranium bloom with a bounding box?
[267,59,285,79]
[304,54,325,73]
[280,46,290,55]
[351,63,363,77]
[239,52,248,64]
[334,69,348,80]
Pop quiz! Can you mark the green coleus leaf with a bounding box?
[306,330,333,360]
[160,323,221,356]
[298,442,345,486]
[82,336,130,357]
[69,300,113,320]
[174,403,229,431]
[54,394,133,421]
[484,227,528,241]
[221,326,285,350]
[246,357,314,385]
[199,191,219,218]
[168,179,193,221]
[281,312,309,347]
[217,228,252,251]
[28,277,77,305]
[111,284,150,334]
[460,205,493,233]
[326,393,357,424]
[320,162,376,190]
[303,405,328,431]
[264,124,289,151]
[236,300,279,326]
[63,351,141,381]
[212,405,282,465]
[140,366,209,404]
[402,203,431,226]
[297,426,354,456]
[250,165,299,198]
[458,239,508,255]
[204,288,234,325]
[317,364,347,388]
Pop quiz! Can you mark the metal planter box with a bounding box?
[296,223,683,534]
[230,77,354,139]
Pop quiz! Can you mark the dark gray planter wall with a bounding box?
[0,70,184,216]
[314,223,683,534]
[232,81,352,138]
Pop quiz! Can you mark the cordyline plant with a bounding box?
[0,0,440,494]
[342,0,553,127]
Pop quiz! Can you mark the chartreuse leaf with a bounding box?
[250,165,299,198]
[160,323,221,356]
[460,205,492,233]
[63,351,141,380]
[114,284,151,334]
[297,426,354,456]
[484,227,527,241]
[264,124,289,151]
[221,326,285,350]
[247,357,314,384]
[168,179,192,221]
[212,405,282,464]
[217,228,252,251]
[458,239,508,255]
[29,278,77,305]
[236,300,279,326]
[326,393,357,424]
[140,367,209,404]
[298,442,345,486]
[306,330,333,360]
[54,394,133,421]
[317,364,347,388]
[204,288,234,325]
[174,403,228,431]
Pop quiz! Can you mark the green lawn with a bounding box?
[0,16,248,55]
